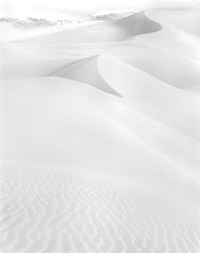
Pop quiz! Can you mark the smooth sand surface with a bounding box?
[1,3,200,253]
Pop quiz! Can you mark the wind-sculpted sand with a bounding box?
[0,160,199,253]
[0,3,200,253]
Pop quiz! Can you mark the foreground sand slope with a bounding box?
[1,76,199,178]
[1,76,200,252]
[1,159,199,253]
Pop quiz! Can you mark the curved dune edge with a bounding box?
[52,55,122,97]
[145,7,200,38]
[2,41,199,91]
[114,10,162,36]
[51,53,200,174]
[51,53,199,140]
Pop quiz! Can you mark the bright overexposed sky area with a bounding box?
[0,0,198,19]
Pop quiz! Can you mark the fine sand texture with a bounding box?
[0,2,200,253]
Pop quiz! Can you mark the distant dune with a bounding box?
[114,11,162,36]
[25,12,162,43]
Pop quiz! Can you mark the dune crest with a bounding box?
[52,55,122,97]
[114,11,162,36]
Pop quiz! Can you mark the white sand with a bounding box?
[0,3,200,253]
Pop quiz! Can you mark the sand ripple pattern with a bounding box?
[0,160,199,253]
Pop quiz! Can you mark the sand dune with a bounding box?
[113,44,200,89]
[98,55,200,138]
[2,39,199,91]
[52,54,199,139]
[24,12,162,43]
[146,6,200,38]
[1,7,199,87]
[1,2,200,253]
[3,25,199,88]
[114,11,162,36]
[52,55,122,96]
[0,45,73,80]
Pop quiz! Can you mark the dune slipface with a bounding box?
[114,11,162,36]
[52,55,122,97]
[0,3,200,253]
